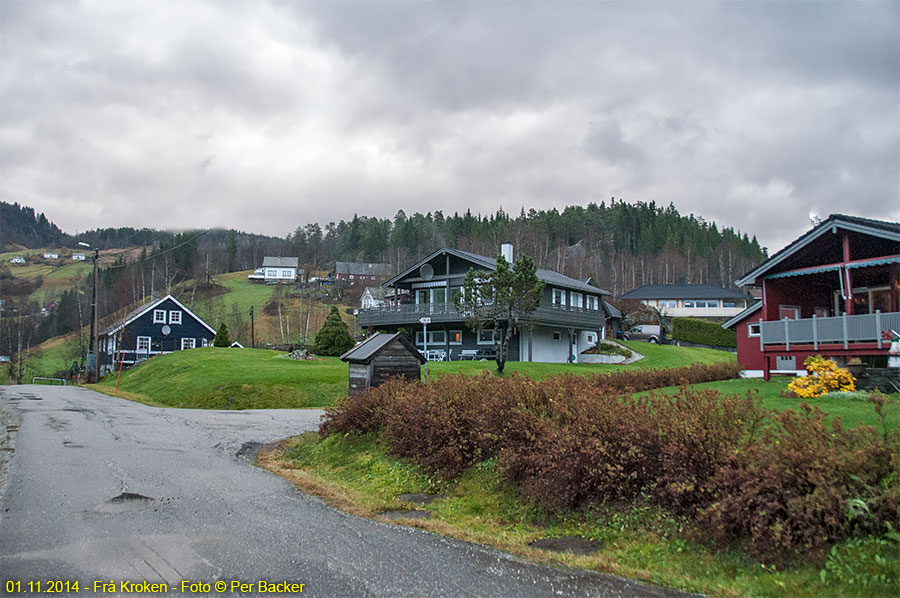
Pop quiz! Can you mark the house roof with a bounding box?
[99,294,217,337]
[363,287,389,301]
[721,301,762,329]
[735,214,900,287]
[385,247,611,295]
[262,256,299,268]
[335,262,394,276]
[603,301,622,319]
[620,284,750,300]
[340,332,426,364]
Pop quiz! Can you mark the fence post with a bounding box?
[875,310,882,349]
[812,314,818,350]
[784,318,790,351]
[842,312,849,350]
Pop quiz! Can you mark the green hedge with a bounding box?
[671,317,737,348]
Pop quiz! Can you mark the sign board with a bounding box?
[419,317,431,325]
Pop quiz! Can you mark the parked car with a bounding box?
[623,324,662,343]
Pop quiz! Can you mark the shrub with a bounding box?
[671,317,737,348]
[313,306,355,356]
[213,323,230,347]
[820,528,900,592]
[788,355,856,398]
[697,404,899,564]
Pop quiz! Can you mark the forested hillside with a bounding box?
[0,202,68,248]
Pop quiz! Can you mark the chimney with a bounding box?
[501,243,514,263]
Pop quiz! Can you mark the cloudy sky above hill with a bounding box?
[1,0,897,251]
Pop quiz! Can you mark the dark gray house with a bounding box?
[356,245,615,363]
[98,295,217,373]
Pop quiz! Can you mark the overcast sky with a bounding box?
[1,0,898,252]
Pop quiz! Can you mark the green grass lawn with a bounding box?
[85,341,736,408]
[193,270,277,319]
[638,377,899,431]
[94,348,345,409]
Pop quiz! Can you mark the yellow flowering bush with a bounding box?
[787,355,856,398]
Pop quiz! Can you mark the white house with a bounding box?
[43,251,59,259]
[72,253,86,261]
[255,257,300,284]
[9,256,25,264]
[620,284,751,320]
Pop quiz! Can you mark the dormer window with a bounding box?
[552,288,565,306]
[169,310,182,325]
[153,310,166,324]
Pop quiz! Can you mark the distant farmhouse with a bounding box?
[360,287,407,310]
[43,251,59,259]
[8,256,25,264]
[620,284,751,320]
[72,253,86,261]
[333,262,394,286]
[98,294,216,373]
[248,257,302,284]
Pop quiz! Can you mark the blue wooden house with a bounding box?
[98,294,217,372]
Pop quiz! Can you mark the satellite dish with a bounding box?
[161,325,171,336]
[420,264,434,280]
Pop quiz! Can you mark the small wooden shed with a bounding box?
[340,332,426,395]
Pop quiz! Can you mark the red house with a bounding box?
[724,214,899,379]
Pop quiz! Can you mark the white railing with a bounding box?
[760,311,900,350]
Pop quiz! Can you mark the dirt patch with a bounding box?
[398,493,443,505]
[529,536,604,555]
[378,509,432,521]
[94,492,155,514]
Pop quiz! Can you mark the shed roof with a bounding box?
[262,256,299,268]
[620,284,749,300]
[340,332,426,364]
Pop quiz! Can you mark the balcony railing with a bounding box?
[357,301,606,328]
[759,311,900,350]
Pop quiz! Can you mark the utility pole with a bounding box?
[249,305,255,349]
[80,242,100,382]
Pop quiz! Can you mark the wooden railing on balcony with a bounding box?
[759,311,900,350]
[357,301,607,328]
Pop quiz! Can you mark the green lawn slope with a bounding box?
[90,341,736,409]
[95,348,346,409]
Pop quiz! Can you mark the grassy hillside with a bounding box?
[90,341,736,409]
[95,348,346,409]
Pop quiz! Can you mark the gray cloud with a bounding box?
[1,0,897,253]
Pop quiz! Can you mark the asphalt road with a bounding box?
[0,385,685,597]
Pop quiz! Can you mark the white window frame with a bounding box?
[684,300,695,308]
[477,329,497,345]
[552,331,562,342]
[153,309,166,324]
[706,300,718,308]
[201,338,209,347]
[587,333,596,344]
[723,300,738,308]
[415,330,447,346]
[281,269,292,278]
[266,269,277,277]
[570,292,583,308]
[136,336,151,353]
[181,338,196,350]
[169,310,182,325]
[585,295,598,310]
[449,330,463,345]
[748,323,761,337]
[552,288,565,306]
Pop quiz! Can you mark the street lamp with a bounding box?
[79,242,100,383]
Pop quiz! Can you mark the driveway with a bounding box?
[0,385,684,597]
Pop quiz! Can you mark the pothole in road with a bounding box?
[93,492,156,514]
[528,536,604,555]
[236,441,263,461]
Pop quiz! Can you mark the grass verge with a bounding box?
[263,432,888,597]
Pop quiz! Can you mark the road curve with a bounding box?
[1,385,686,597]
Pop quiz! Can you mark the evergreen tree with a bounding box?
[213,323,231,347]
[314,306,355,356]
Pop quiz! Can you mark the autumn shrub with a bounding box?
[787,355,856,398]
[319,377,409,437]
[697,402,899,565]
[499,386,767,513]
